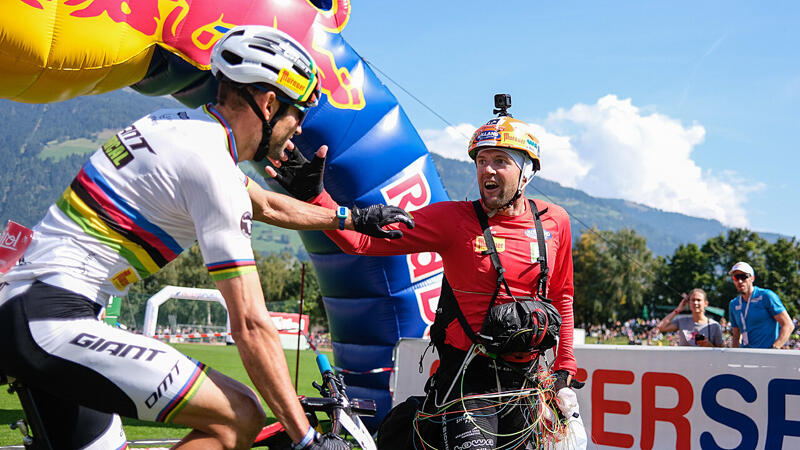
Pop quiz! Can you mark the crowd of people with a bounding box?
[584,261,797,349]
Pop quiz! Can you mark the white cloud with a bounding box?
[419,123,475,162]
[421,95,761,227]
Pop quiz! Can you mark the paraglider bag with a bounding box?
[481,300,562,355]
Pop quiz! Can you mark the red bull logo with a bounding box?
[407,252,443,283]
[17,0,365,110]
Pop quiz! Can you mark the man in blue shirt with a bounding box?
[728,261,794,349]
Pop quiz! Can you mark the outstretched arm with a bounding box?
[249,182,346,230]
[259,144,414,239]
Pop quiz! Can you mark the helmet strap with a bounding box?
[492,169,536,215]
[238,87,289,162]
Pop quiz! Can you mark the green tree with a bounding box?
[701,228,769,310]
[649,243,714,309]
[573,228,606,326]
[763,237,800,317]
[573,228,655,325]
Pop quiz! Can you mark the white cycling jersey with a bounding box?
[2,105,256,306]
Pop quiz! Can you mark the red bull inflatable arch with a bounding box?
[1,0,447,425]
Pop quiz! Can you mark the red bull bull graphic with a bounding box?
[2,0,363,110]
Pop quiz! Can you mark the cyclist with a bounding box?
[0,25,410,449]
[271,107,582,449]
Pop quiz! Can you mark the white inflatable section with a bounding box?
[142,286,232,343]
[141,285,310,349]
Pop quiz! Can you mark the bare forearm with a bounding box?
[657,309,679,332]
[234,324,308,441]
[731,329,740,348]
[775,324,793,348]
[252,188,352,231]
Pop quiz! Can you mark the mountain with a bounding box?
[0,91,780,257]
[431,154,788,255]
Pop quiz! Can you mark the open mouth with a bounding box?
[483,180,499,191]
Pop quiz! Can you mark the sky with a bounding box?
[340,1,799,239]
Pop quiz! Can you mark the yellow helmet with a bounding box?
[467,116,541,171]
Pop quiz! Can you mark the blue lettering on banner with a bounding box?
[700,374,758,450]
[765,378,800,448]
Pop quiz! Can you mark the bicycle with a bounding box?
[253,353,377,449]
[2,353,377,449]
[2,372,54,449]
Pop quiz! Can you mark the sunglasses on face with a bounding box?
[733,274,750,281]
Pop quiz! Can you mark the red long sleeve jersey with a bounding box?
[313,191,577,375]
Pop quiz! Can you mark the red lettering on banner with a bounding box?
[407,252,443,282]
[415,284,441,338]
[381,172,431,212]
[592,369,635,448]
[640,372,693,450]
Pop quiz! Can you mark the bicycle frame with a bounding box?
[2,373,53,450]
[253,354,377,449]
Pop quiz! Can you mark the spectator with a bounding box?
[728,261,794,349]
[657,289,723,347]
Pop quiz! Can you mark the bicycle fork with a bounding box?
[6,377,54,450]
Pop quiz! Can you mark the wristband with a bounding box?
[292,425,317,450]
[336,206,349,230]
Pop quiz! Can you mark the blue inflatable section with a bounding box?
[256,32,450,426]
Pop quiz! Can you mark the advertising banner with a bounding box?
[391,339,800,449]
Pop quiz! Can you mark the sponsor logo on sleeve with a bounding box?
[240,211,253,238]
[110,267,139,291]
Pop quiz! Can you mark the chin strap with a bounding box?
[237,87,289,162]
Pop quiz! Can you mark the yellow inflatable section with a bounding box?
[0,0,352,104]
[1,0,157,103]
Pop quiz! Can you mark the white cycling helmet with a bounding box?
[211,25,320,110]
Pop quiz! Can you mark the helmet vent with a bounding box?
[248,44,277,56]
[221,50,243,66]
[229,29,245,37]
[260,63,280,76]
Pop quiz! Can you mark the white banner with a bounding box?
[391,339,800,449]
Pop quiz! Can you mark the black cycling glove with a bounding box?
[351,204,414,239]
[270,148,326,201]
[553,369,585,392]
[307,433,351,450]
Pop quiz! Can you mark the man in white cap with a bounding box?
[728,261,794,349]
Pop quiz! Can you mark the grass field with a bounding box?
[37,130,117,162]
[0,343,333,446]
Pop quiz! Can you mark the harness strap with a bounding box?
[430,199,551,353]
[530,199,549,299]
[441,277,482,345]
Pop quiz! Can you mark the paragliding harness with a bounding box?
[377,204,563,450]
[428,199,562,386]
